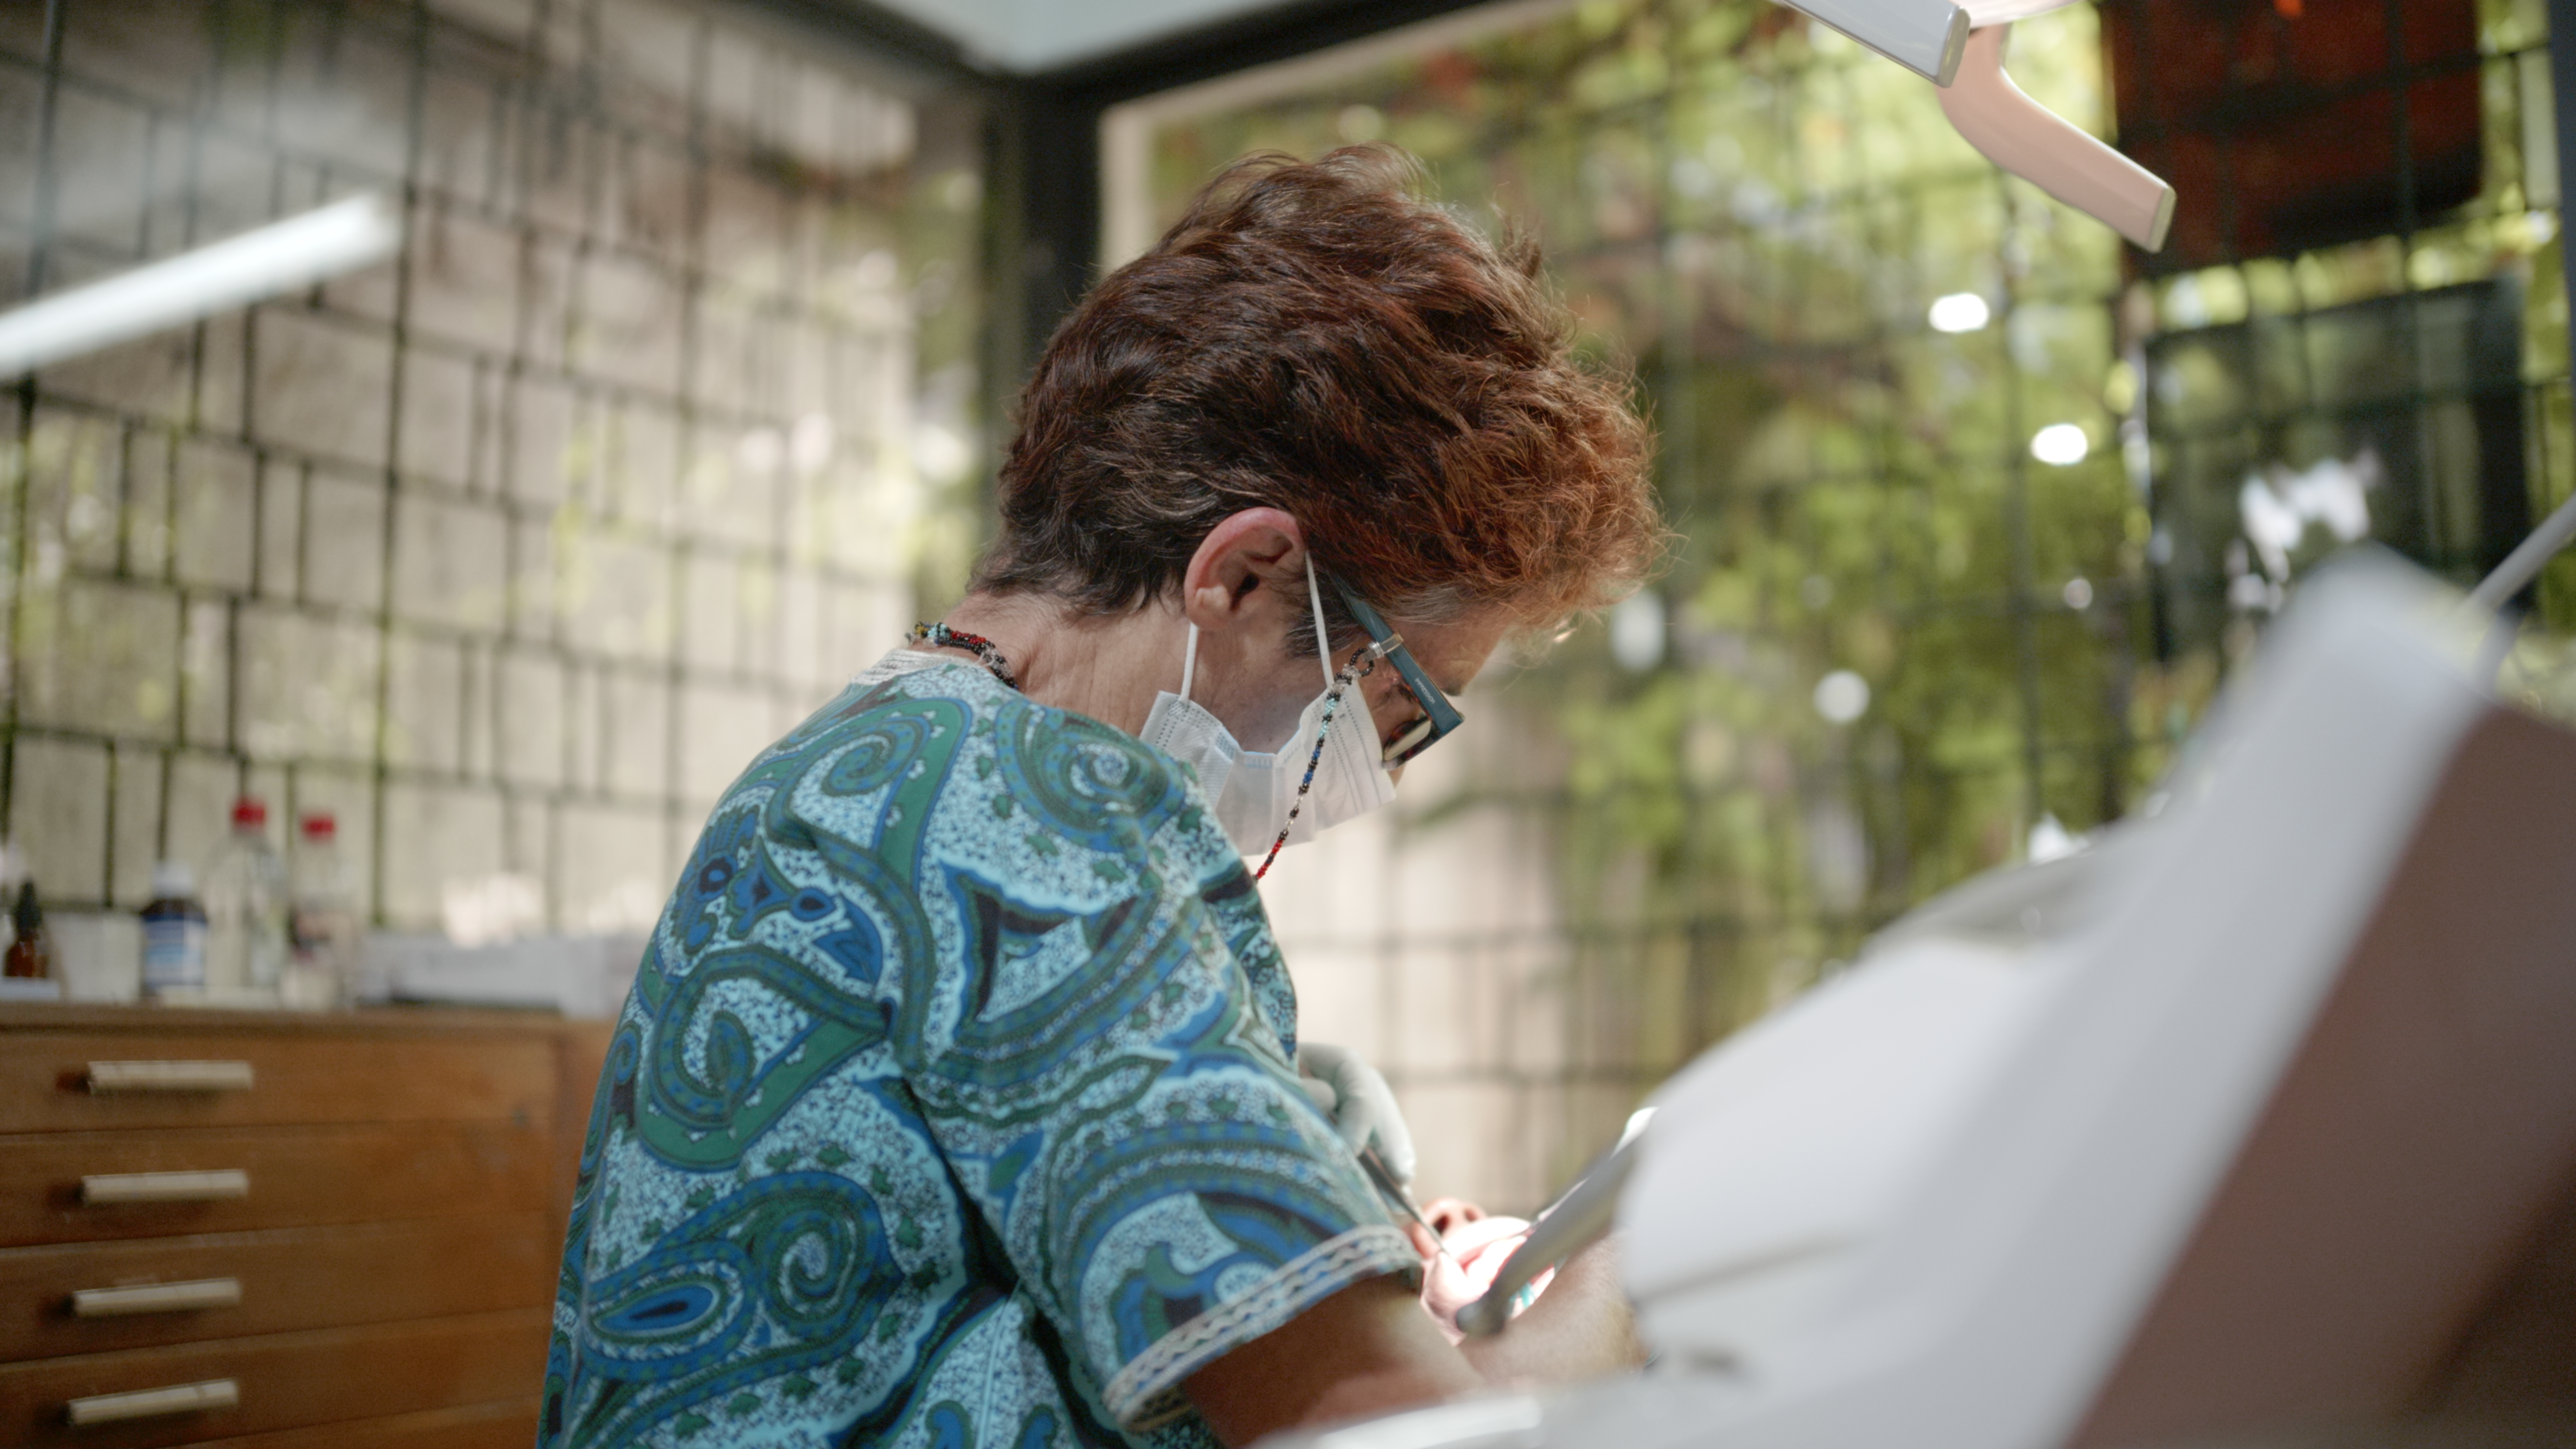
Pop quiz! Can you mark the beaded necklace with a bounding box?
[909,622,1018,690]
[1251,652,1380,881]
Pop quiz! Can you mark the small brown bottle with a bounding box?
[4,880,54,980]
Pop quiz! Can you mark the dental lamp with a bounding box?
[1777,0,2175,251]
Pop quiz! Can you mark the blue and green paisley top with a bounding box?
[541,653,1414,1449]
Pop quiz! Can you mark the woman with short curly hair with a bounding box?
[545,145,1662,1449]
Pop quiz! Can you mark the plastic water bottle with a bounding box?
[206,797,288,999]
[287,812,357,1008]
[140,861,208,997]
[5,880,53,980]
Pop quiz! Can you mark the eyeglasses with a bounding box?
[1322,572,1465,766]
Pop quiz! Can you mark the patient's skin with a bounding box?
[1407,1198,1565,1345]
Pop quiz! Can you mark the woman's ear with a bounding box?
[1181,508,1305,634]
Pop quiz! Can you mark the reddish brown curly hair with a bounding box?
[975,145,1660,638]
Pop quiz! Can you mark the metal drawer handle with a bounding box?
[81,1170,250,1205]
[87,1060,255,1093]
[66,1377,238,1426]
[72,1277,243,1317]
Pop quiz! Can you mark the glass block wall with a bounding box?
[1117,0,2572,1210]
[0,0,984,935]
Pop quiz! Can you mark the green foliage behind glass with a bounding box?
[1142,0,2570,1064]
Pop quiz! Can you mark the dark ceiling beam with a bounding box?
[734,0,994,88]
[1032,0,1501,102]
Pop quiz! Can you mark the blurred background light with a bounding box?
[1927,292,1992,333]
[912,422,971,482]
[1610,589,1667,672]
[2027,812,2084,863]
[1813,669,1871,724]
[2031,422,2091,466]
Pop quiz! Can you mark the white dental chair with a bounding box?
[1266,554,2576,1449]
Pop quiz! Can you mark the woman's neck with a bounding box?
[920,591,1185,736]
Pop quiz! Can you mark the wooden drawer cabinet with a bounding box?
[0,1006,610,1447]
[0,1122,555,1247]
[130,1401,539,1449]
[0,1216,559,1359]
[0,1309,549,1447]
[0,1034,557,1134]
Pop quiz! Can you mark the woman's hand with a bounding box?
[1297,1042,1417,1187]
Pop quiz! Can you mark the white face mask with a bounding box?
[1138,557,1397,856]
[1137,625,1243,806]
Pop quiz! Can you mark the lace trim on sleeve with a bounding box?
[1100,1222,1419,1430]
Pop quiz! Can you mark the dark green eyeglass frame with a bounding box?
[1322,572,1465,766]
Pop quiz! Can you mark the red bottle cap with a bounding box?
[231,797,267,829]
[301,813,336,841]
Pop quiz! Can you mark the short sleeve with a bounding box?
[883,697,1414,1429]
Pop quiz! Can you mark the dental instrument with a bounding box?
[1453,1130,1643,1337]
[1360,1145,1459,1269]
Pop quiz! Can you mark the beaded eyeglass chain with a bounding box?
[1251,650,1381,882]
[909,622,1018,690]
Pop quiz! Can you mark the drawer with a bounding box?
[0,1214,557,1360]
[168,1400,536,1448]
[0,1124,553,1248]
[0,1032,556,1134]
[0,1308,547,1448]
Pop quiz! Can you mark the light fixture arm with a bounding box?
[1937,24,2175,251]
[1771,1,2177,251]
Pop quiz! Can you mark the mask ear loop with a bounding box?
[1254,555,1389,883]
[1305,556,1335,690]
[1252,648,1379,882]
[1180,624,1199,702]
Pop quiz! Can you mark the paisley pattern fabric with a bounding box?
[543,653,1413,1449]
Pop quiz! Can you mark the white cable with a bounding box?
[1305,555,1334,690]
[2466,490,2576,614]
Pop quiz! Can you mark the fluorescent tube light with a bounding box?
[0,193,399,379]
